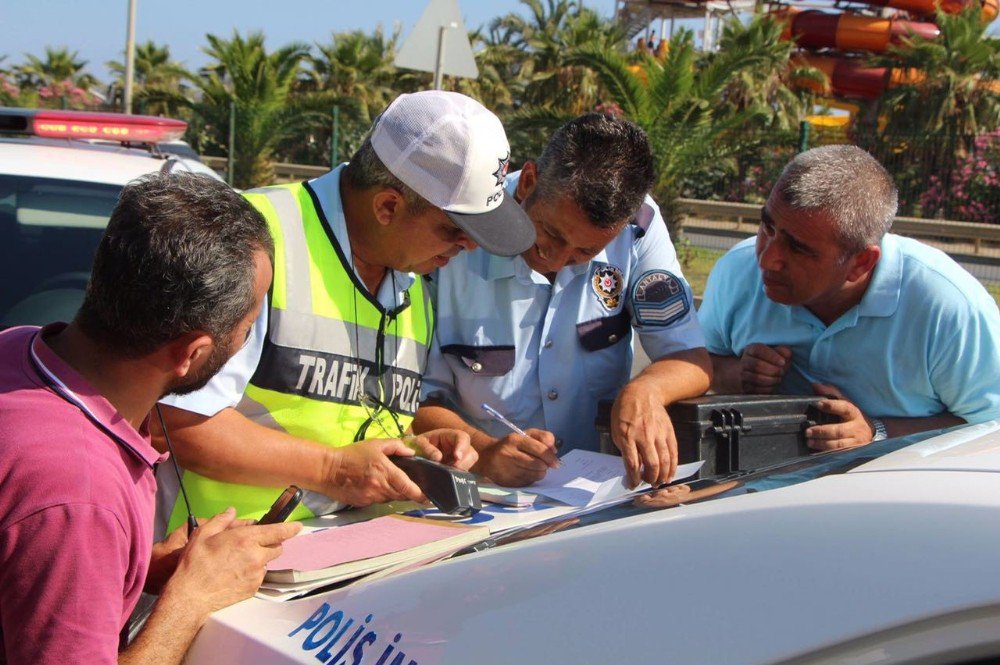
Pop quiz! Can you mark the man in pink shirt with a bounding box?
[0,173,302,663]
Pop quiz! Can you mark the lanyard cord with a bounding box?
[155,404,199,537]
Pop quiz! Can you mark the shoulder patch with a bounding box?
[591,264,625,310]
[631,270,690,326]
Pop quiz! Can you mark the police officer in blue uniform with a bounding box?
[413,114,711,488]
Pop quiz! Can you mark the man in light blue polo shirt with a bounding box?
[413,114,711,488]
[699,145,1000,449]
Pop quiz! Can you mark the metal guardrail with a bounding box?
[201,156,328,182]
[198,159,1000,254]
[677,198,1000,255]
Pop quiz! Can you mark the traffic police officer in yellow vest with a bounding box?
[157,91,536,528]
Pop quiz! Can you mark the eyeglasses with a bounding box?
[354,390,406,442]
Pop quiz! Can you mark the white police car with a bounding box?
[183,420,1000,664]
[0,108,221,327]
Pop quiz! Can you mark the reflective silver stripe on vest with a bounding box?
[250,186,313,312]
[267,308,427,374]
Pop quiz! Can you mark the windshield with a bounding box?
[0,174,121,327]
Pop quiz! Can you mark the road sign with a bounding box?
[395,0,479,87]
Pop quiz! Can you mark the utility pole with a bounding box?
[123,0,137,114]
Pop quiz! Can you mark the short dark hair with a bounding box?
[529,113,656,228]
[342,135,431,215]
[76,173,273,357]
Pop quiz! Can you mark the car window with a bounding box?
[0,174,121,327]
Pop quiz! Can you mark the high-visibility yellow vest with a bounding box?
[169,181,433,528]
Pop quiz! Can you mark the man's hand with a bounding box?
[473,428,559,487]
[161,508,301,620]
[737,343,792,394]
[611,385,677,488]
[326,439,428,506]
[406,428,478,470]
[806,382,874,450]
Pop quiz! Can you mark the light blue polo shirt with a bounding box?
[420,174,705,452]
[698,235,1000,423]
[161,165,415,417]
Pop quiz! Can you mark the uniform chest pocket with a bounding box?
[441,344,516,377]
[576,311,630,351]
[576,311,631,398]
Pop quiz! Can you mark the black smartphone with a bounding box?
[257,485,303,524]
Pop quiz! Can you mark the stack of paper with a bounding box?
[524,450,704,507]
[259,514,489,599]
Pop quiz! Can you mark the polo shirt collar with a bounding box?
[857,233,903,318]
[30,323,165,468]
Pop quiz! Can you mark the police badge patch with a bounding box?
[632,270,689,326]
[591,265,624,310]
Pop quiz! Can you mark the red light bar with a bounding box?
[31,110,187,144]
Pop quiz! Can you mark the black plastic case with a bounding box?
[596,395,837,478]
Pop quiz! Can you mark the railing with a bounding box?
[200,157,1000,256]
[677,198,1000,256]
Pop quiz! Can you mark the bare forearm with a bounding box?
[155,405,337,497]
[708,353,742,394]
[118,587,208,665]
[627,348,712,405]
[413,402,494,450]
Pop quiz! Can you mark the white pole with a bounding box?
[433,21,457,90]
[123,0,137,114]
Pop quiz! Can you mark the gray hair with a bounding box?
[773,145,898,255]
[342,135,431,215]
[529,113,656,229]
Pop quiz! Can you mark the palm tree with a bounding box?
[190,31,315,188]
[493,0,626,113]
[868,6,1000,217]
[14,47,100,109]
[107,41,192,116]
[308,27,401,122]
[552,29,771,238]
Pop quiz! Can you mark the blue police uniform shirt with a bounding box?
[420,172,705,452]
[698,235,1000,424]
[161,165,415,417]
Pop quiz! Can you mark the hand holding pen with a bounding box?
[477,403,560,487]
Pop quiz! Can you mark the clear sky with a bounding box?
[0,0,618,81]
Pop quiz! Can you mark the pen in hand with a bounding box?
[481,403,529,436]
[481,403,560,468]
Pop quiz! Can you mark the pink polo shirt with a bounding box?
[0,324,166,664]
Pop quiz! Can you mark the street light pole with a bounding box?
[123,0,137,114]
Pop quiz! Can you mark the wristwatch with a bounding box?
[869,418,888,441]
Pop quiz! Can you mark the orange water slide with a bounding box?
[857,0,998,20]
[776,7,940,52]
[791,53,924,99]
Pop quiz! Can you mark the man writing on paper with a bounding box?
[157,91,536,528]
[698,145,1000,448]
[413,113,712,488]
[0,174,301,663]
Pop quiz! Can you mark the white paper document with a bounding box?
[523,450,704,507]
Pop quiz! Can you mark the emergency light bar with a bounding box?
[0,108,187,144]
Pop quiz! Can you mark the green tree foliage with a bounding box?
[13,47,100,109]
[106,41,192,117]
[560,29,770,237]
[191,31,315,188]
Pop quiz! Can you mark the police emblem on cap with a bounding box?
[591,265,624,310]
[632,270,689,326]
[492,152,510,187]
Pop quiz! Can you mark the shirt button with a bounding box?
[547,390,559,400]
[608,334,618,343]
[470,361,483,373]
[544,340,553,349]
[555,438,564,449]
